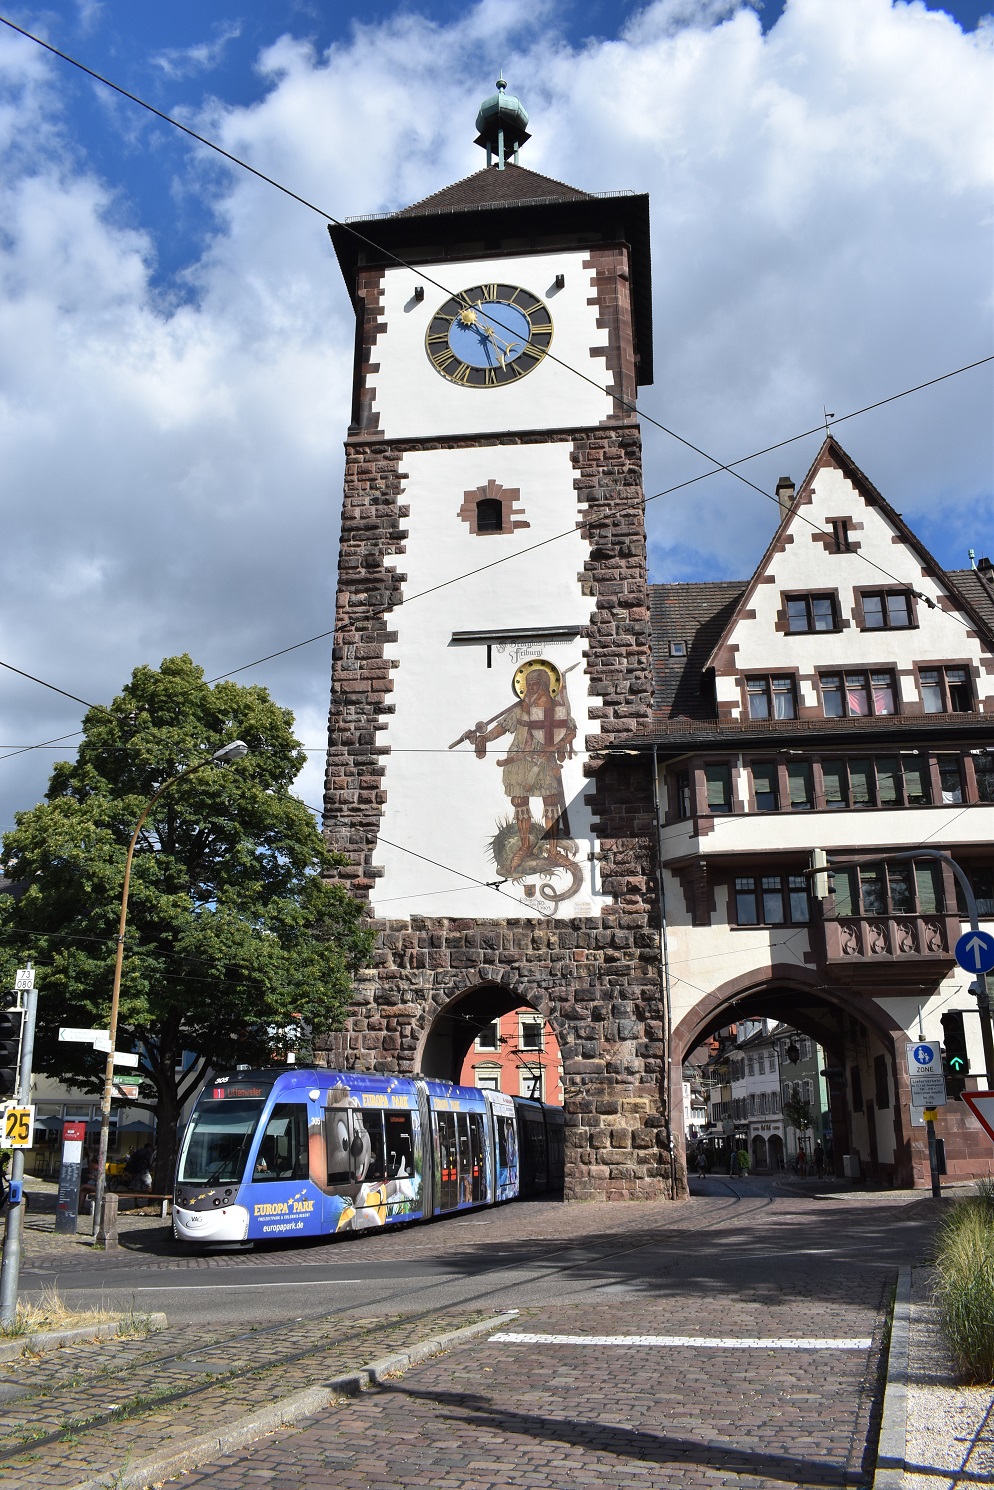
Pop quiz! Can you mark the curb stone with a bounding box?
[65,1309,519,1490]
[873,1265,910,1489]
[0,1312,167,1362]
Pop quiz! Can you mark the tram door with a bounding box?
[469,1113,485,1203]
[437,1112,459,1211]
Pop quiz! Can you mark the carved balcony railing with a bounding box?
[816,912,960,985]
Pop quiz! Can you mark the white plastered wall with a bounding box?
[371,442,607,921]
[371,250,612,439]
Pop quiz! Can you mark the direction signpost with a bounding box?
[907,1043,945,1198]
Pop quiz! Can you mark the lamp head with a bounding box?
[212,740,248,764]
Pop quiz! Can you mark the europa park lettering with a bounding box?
[253,1198,315,1218]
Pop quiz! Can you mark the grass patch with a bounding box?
[0,1284,116,1338]
[933,1177,994,1384]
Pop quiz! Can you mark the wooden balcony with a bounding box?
[816,912,960,986]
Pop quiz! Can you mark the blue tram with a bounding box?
[173,1068,565,1245]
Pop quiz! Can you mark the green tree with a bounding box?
[0,656,372,1192]
[782,1088,814,1142]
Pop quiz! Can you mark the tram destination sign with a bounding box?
[906,1042,947,1107]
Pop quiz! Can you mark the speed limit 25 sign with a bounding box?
[2,1106,35,1148]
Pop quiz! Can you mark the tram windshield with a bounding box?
[177,1099,263,1184]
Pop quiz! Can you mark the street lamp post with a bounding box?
[91,741,248,1236]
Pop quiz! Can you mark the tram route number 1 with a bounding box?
[2,1105,35,1148]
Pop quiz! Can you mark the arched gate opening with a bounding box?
[671,967,914,1189]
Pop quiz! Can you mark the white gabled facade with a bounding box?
[650,437,994,1188]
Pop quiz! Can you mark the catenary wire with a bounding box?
[2,17,991,637]
[0,352,990,770]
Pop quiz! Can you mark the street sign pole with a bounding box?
[0,968,38,1329]
[923,1109,941,1199]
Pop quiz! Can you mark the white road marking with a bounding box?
[489,1331,872,1350]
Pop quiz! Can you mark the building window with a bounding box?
[850,1065,864,1112]
[920,666,973,714]
[518,1019,544,1051]
[820,670,896,718]
[734,873,810,926]
[751,762,779,812]
[475,498,504,533]
[873,1055,890,1109]
[475,1021,500,1052]
[831,519,852,553]
[820,756,926,810]
[786,594,837,632]
[964,867,994,918]
[519,1068,543,1100]
[746,676,797,720]
[972,753,994,804]
[669,640,687,657]
[937,755,963,804]
[674,770,692,819]
[860,590,913,629]
[787,762,813,811]
[474,1067,501,1091]
[833,859,944,917]
[705,764,733,814]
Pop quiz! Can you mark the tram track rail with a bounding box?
[0,1192,773,1464]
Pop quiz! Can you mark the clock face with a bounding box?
[426,284,554,388]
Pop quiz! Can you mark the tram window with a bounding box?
[326,1109,354,1185]
[359,1111,387,1183]
[253,1104,309,1182]
[497,1115,516,1170]
[385,1112,415,1179]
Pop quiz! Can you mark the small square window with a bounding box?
[669,640,687,657]
[519,1020,544,1051]
[476,1020,500,1052]
[861,589,913,630]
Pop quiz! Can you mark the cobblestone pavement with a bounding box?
[2,1186,944,1489]
[179,1285,888,1490]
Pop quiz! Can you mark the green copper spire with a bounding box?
[474,76,530,170]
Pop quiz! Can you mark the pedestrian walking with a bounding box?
[696,1149,708,1179]
[812,1142,825,1178]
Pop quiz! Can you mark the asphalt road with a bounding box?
[20,1177,938,1330]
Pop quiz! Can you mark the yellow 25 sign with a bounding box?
[2,1106,34,1148]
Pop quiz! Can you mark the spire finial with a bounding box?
[475,77,530,170]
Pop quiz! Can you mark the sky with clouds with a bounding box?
[0,0,991,833]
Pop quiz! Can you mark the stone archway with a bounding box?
[669,963,914,1194]
[323,958,673,1202]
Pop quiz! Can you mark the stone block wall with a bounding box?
[322,420,675,1200]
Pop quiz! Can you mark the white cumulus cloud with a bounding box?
[0,0,990,832]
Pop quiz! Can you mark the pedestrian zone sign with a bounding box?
[906,1042,946,1107]
[962,1092,994,1146]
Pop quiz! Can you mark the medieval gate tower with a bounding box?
[322,83,671,1201]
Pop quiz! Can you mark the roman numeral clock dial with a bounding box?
[426,284,554,387]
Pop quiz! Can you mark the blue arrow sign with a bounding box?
[955,930,994,976]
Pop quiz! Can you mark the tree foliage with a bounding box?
[782,1089,814,1135]
[0,655,372,1189]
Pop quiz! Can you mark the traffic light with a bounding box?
[0,994,23,1097]
[940,1011,969,1099]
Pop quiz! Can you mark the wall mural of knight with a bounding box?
[450,658,583,907]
